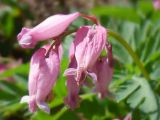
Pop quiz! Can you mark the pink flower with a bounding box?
[64,25,106,85]
[64,58,81,109]
[20,44,62,113]
[64,43,82,109]
[153,0,160,10]
[90,43,113,99]
[17,12,79,48]
[93,57,113,99]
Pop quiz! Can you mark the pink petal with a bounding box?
[36,46,60,102]
[94,56,113,99]
[29,48,46,97]
[64,44,80,109]
[22,44,61,113]
[64,42,88,108]
[17,12,79,48]
[69,25,106,83]
[64,76,80,110]
[64,68,77,76]
[29,96,37,113]
[37,101,50,114]
[58,44,63,61]
[87,71,97,82]
[76,25,106,69]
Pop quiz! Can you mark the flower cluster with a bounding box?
[18,12,113,113]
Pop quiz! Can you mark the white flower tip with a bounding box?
[87,72,97,82]
[20,96,30,103]
[63,68,76,76]
[19,35,32,45]
[37,102,50,114]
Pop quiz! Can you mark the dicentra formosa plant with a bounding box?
[17,12,150,115]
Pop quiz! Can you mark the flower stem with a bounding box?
[80,13,99,25]
[108,30,151,80]
[45,40,57,58]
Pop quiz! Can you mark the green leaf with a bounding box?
[0,63,29,79]
[31,111,53,120]
[115,77,158,120]
[0,81,23,96]
[137,1,154,14]
[115,79,140,102]
[92,5,140,23]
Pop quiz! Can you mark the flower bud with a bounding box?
[20,44,61,113]
[17,12,79,48]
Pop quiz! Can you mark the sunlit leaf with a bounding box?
[115,77,158,120]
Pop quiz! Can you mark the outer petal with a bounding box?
[36,45,60,113]
[74,25,106,69]
[94,56,113,99]
[64,43,80,109]
[29,48,46,97]
[17,12,79,48]
[64,75,80,109]
[20,48,46,112]
[84,25,106,68]
[21,44,61,113]
[74,26,89,70]
[58,44,63,62]
[71,25,106,83]
[37,101,50,114]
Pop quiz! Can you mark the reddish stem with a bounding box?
[80,13,99,25]
[106,42,114,67]
[45,40,57,58]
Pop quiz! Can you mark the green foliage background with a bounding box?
[0,0,160,120]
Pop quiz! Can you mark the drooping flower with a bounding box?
[17,12,79,48]
[64,25,106,85]
[64,43,82,109]
[153,0,160,10]
[20,44,62,113]
[94,43,113,98]
[93,56,113,98]
[64,57,81,109]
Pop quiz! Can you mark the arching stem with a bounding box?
[108,30,151,80]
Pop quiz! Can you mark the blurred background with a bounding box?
[0,0,160,120]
